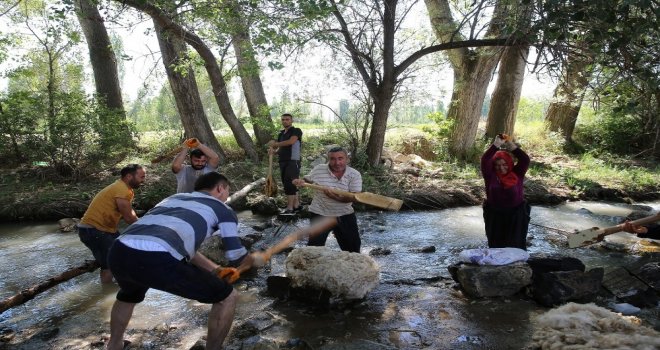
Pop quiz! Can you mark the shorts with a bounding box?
[108,240,233,304]
[279,160,301,195]
[78,226,118,269]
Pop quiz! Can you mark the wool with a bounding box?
[531,302,660,350]
[285,246,380,299]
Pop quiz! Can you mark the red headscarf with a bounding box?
[492,151,518,189]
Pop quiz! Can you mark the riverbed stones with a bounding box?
[448,262,532,297]
[285,247,380,299]
[531,268,604,307]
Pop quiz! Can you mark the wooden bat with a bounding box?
[302,183,403,211]
[568,212,660,248]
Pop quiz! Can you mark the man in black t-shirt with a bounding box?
[268,113,303,213]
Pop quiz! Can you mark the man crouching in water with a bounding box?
[106,172,255,349]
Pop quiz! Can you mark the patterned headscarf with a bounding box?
[493,151,518,189]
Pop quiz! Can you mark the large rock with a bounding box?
[448,262,532,297]
[285,247,380,299]
[527,254,585,273]
[531,268,604,307]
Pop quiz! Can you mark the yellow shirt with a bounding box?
[80,180,134,233]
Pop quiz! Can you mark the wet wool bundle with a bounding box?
[531,302,660,349]
[285,246,380,299]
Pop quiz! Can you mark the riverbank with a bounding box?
[0,150,658,221]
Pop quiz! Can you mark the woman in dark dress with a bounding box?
[480,134,531,249]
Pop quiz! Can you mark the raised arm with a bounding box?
[195,142,220,169]
[171,140,191,174]
[511,147,530,177]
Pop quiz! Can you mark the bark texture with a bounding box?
[154,20,226,162]
[74,0,125,116]
[545,56,592,141]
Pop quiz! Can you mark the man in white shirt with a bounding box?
[293,146,362,252]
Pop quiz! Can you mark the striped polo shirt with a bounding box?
[118,192,247,262]
[306,164,362,216]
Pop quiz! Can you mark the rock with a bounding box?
[369,247,392,256]
[249,195,280,216]
[527,254,585,273]
[285,247,380,299]
[418,245,436,253]
[239,335,279,350]
[58,218,79,232]
[639,262,660,289]
[531,268,604,307]
[189,339,205,350]
[448,262,532,298]
[266,276,291,299]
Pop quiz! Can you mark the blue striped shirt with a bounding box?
[118,191,247,262]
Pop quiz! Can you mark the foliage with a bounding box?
[0,90,135,177]
[422,111,453,160]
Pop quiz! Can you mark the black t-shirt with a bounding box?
[277,127,302,161]
[639,224,660,240]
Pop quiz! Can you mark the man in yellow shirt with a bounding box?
[78,164,146,283]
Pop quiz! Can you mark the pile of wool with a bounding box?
[285,246,380,299]
[531,302,660,349]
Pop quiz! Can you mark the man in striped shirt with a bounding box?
[293,146,362,253]
[106,172,254,350]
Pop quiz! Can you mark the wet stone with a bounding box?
[369,247,392,256]
[449,262,532,298]
[527,254,586,273]
[417,245,436,253]
[532,268,604,307]
[239,335,278,350]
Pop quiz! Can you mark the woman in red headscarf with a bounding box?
[480,134,531,249]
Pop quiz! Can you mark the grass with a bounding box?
[0,120,657,221]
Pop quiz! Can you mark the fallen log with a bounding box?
[227,177,266,205]
[0,260,99,315]
[0,179,265,315]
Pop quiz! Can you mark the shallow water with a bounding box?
[0,201,658,349]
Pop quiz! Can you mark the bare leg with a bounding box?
[206,289,238,350]
[287,194,298,210]
[100,269,114,284]
[108,300,135,350]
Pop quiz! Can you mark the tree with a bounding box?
[154,19,227,162]
[324,0,512,166]
[117,0,259,161]
[425,0,515,159]
[485,1,533,138]
[73,0,125,117]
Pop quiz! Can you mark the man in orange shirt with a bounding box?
[78,164,146,283]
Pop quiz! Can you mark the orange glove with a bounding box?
[216,267,240,283]
[185,138,199,148]
[497,133,510,142]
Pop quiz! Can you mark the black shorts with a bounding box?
[108,240,233,304]
[279,160,301,195]
[78,226,118,269]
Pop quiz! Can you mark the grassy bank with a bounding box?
[0,122,658,221]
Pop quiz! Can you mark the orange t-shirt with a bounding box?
[80,180,134,233]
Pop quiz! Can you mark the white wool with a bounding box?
[531,302,660,350]
[285,247,380,299]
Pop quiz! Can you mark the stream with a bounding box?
[1,201,659,349]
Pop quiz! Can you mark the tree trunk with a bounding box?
[485,46,529,138]
[226,1,273,146]
[74,0,125,116]
[448,59,500,157]
[119,0,259,162]
[154,20,226,163]
[545,57,592,141]
[366,94,393,165]
[425,0,509,159]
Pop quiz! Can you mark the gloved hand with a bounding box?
[184,138,199,148]
[216,267,240,283]
[503,141,518,151]
[493,135,506,148]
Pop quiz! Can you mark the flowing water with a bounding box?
[1,201,658,349]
